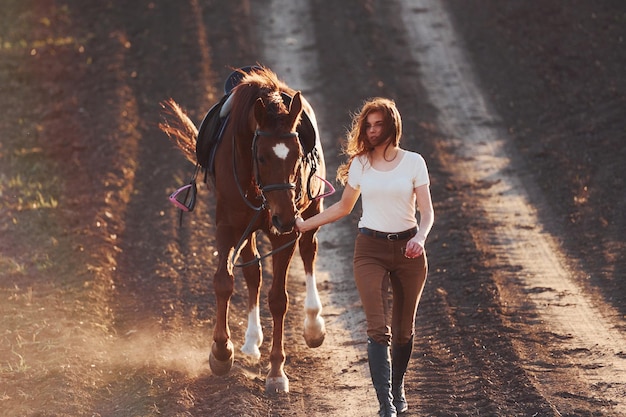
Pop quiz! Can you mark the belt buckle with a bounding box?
[387,233,399,241]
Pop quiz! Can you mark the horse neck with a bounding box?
[231,128,253,167]
[224,125,257,200]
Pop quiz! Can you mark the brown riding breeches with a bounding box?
[353,232,428,345]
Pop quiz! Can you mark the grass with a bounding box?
[0,149,61,212]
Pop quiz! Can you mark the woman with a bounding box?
[295,97,434,417]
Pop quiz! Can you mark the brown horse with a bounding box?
[160,67,327,392]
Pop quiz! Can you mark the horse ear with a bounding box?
[254,97,266,126]
[288,92,304,128]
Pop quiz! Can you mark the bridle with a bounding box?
[252,130,301,195]
[230,129,302,268]
[229,128,335,267]
[233,129,301,211]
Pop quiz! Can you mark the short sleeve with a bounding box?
[411,153,430,188]
[347,156,365,190]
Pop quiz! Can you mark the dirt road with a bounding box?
[1,1,625,416]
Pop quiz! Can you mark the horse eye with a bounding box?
[258,155,266,164]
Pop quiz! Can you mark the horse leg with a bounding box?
[298,228,326,348]
[239,234,264,361]
[265,240,297,393]
[209,224,236,376]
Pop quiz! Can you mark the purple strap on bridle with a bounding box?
[314,175,335,200]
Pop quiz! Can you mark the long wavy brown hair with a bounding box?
[336,97,402,185]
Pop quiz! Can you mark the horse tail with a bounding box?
[159,99,198,165]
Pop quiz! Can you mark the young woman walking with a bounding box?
[296,97,434,416]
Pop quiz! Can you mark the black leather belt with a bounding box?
[359,227,417,241]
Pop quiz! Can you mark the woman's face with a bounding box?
[364,111,386,148]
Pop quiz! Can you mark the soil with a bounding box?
[1,1,624,416]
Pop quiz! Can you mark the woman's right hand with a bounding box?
[295,216,306,233]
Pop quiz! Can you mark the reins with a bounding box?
[230,207,301,268]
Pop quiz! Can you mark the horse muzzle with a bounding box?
[271,214,296,235]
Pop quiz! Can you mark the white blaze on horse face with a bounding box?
[273,142,290,160]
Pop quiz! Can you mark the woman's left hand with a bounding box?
[404,236,425,258]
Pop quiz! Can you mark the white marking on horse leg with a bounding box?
[266,371,290,393]
[272,142,290,160]
[303,272,326,348]
[241,306,263,360]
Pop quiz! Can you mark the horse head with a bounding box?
[252,91,305,234]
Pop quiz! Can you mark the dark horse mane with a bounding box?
[229,68,302,137]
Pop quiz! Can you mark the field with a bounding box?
[1,1,625,416]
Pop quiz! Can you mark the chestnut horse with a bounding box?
[160,67,327,392]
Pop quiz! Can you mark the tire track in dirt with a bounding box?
[252,1,380,415]
[400,1,626,415]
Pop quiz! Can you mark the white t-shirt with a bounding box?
[347,150,430,233]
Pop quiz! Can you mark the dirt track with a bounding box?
[1,1,625,416]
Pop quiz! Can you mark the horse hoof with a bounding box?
[305,332,326,348]
[209,341,234,376]
[266,374,289,393]
[304,315,326,348]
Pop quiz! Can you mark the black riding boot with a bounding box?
[391,336,413,414]
[367,338,397,417]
